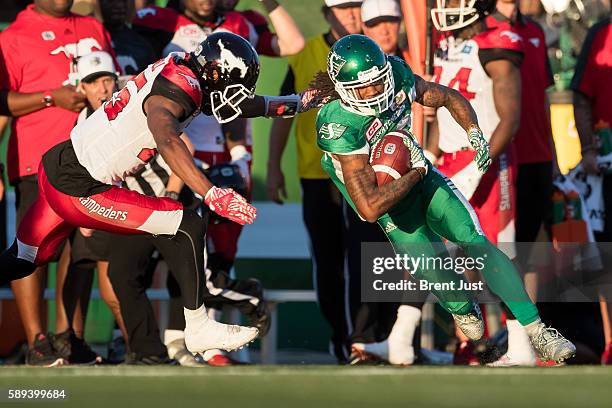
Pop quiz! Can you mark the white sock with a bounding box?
[505,319,536,361]
[184,304,208,329]
[164,329,185,346]
[353,340,389,360]
[202,349,225,360]
[523,318,543,337]
[388,305,421,364]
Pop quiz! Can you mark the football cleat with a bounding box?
[26,333,65,367]
[184,318,259,353]
[602,343,612,365]
[487,353,536,367]
[528,323,576,363]
[453,341,480,366]
[348,345,388,366]
[166,339,205,367]
[452,304,484,341]
[205,353,246,366]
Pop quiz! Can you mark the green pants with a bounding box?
[378,169,539,325]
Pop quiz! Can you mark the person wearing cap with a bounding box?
[267,0,368,364]
[361,0,403,56]
[51,51,123,365]
[0,0,117,367]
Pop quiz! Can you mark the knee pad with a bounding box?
[0,241,37,286]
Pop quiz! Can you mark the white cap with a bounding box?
[77,51,118,83]
[361,0,402,26]
[325,0,363,8]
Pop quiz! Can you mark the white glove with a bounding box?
[449,160,483,200]
[229,145,252,186]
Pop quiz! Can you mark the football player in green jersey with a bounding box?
[312,34,575,363]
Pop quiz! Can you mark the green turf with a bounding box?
[0,366,611,408]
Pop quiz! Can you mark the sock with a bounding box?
[202,349,225,360]
[505,319,536,360]
[164,329,185,346]
[388,305,421,364]
[524,318,543,336]
[464,238,540,325]
[184,304,208,329]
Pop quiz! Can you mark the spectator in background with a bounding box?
[216,0,305,57]
[353,0,423,366]
[0,0,115,367]
[486,0,558,367]
[52,51,124,365]
[98,0,156,75]
[267,0,364,364]
[572,13,612,364]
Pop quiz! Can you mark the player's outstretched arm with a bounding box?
[336,153,424,223]
[146,95,256,224]
[145,95,214,198]
[414,75,479,132]
[237,90,324,119]
[414,75,492,173]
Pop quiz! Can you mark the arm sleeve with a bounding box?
[279,67,296,96]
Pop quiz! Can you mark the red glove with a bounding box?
[204,186,257,225]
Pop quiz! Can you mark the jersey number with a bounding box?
[104,71,149,121]
[433,66,476,100]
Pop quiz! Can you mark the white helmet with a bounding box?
[431,0,496,32]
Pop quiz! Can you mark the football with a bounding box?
[370,130,412,186]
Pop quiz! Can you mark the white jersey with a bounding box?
[434,27,524,153]
[71,53,203,185]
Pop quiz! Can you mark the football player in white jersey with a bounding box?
[426,0,524,364]
[0,32,316,354]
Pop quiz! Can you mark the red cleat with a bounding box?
[453,341,480,366]
[601,343,612,365]
[205,354,246,366]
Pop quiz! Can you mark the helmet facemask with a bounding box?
[431,0,479,32]
[210,83,254,124]
[332,61,395,116]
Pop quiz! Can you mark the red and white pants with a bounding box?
[16,165,183,266]
[437,148,517,247]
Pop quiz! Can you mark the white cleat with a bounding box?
[452,304,484,341]
[185,318,259,354]
[528,323,576,363]
[487,353,536,367]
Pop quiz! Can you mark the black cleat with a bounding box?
[26,333,65,367]
[52,329,101,365]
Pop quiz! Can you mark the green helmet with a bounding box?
[327,34,395,116]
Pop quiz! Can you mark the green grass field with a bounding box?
[0,366,611,408]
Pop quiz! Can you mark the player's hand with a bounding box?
[52,85,87,112]
[204,186,257,225]
[467,126,492,173]
[229,145,252,186]
[298,88,330,113]
[266,165,287,204]
[581,150,599,174]
[405,136,428,177]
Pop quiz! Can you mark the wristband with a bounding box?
[412,167,426,181]
[42,91,54,107]
[165,191,180,201]
[263,95,300,117]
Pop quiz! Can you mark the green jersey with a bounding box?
[316,56,418,218]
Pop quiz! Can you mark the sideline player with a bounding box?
[0,32,316,355]
[310,33,576,363]
[427,0,522,364]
